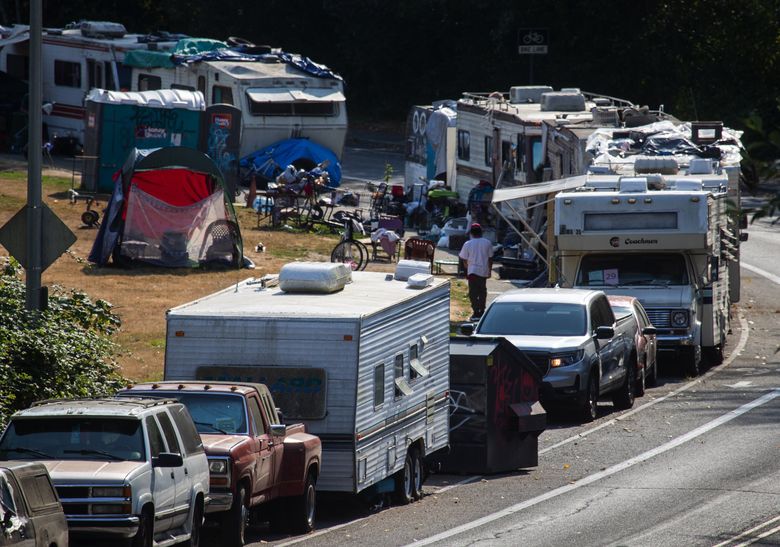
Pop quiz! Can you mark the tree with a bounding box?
[0,259,127,428]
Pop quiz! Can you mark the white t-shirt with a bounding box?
[459,237,493,278]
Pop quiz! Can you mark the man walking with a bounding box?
[459,223,493,321]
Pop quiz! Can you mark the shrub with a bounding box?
[0,259,127,428]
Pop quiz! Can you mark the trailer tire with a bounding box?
[411,449,424,500]
[394,451,414,505]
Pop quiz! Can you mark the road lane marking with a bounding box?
[713,515,780,547]
[277,515,373,546]
[539,310,749,455]
[432,475,482,493]
[742,262,780,285]
[410,387,780,546]
[736,523,780,547]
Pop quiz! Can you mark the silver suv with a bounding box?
[0,398,209,546]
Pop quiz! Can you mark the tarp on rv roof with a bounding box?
[85,88,206,111]
[491,175,589,203]
[123,49,177,68]
[174,38,228,55]
[246,88,345,103]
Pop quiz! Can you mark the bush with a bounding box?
[0,259,127,428]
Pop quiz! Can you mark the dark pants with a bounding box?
[467,275,488,317]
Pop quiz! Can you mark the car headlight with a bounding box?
[671,310,689,327]
[208,458,228,474]
[550,350,585,368]
[92,486,131,498]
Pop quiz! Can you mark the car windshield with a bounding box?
[161,393,248,435]
[0,418,145,462]
[577,253,689,286]
[477,301,587,336]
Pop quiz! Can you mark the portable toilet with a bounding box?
[82,89,205,192]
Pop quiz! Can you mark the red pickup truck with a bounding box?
[121,381,322,546]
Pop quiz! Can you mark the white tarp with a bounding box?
[86,88,206,111]
[247,87,345,103]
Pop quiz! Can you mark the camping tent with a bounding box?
[240,138,342,185]
[88,146,243,268]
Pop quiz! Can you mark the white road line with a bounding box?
[737,523,780,547]
[540,310,749,455]
[409,388,780,546]
[742,262,780,286]
[712,514,780,547]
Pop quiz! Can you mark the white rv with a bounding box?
[0,21,179,146]
[128,54,347,159]
[554,158,741,376]
[162,269,450,497]
[404,101,457,190]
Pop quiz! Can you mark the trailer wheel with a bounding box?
[411,449,424,500]
[394,451,414,505]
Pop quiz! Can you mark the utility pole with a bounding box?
[25,0,43,310]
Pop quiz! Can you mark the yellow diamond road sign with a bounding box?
[0,204,76,271]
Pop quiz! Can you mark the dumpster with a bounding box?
[440,336,546,474]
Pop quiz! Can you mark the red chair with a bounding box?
[403,238,435,272]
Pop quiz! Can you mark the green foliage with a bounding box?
[0,260,127,428]
[383,162,394,184]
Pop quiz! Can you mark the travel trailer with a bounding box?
[404,101,457,190]
[0,21,180,147]
[163,266,450,497]
[127,50,347,159]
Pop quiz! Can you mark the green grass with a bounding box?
[149,338,166,349]
[1,169,73,188]
[0,194,24,209]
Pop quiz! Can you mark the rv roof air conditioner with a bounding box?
[688,158,715,175]
[592,97,612,107]
[540,91,587,112]
[591,107,619,127]
[634,157,679,175]
[618,177,648,193]
[509,86,553,104]
[587,165,616,175]
[79,21,127,39]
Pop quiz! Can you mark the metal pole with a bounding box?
[25,0,43,311]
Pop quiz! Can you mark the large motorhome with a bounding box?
[0,21,180,147]
[127,53,347,160]
[553,122,744,376]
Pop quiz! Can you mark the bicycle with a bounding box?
[330,211,369,271]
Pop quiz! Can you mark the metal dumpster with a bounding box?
[440,336,546,474]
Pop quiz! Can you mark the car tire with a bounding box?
[183,498,203,547]
[613,356,636,410]
[634,355,646,398]
[646,358,658,387]
[683,347,700,377]
[411,448,424,500]
[289,471,317,533]
[394,451,415,505]
[132,507,153,547]
[224,486,249,547]
[579,371,599,423]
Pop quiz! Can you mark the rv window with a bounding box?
[457,130,470,161]
[104,61,115,91]
[54,60,81,88]
[530,137,544,182]
[373,364,385,408]
[212,85,234,105]
[138,74,161,91]
[117,64,132,91]
[197,76,206,95]
[87,59,102,90]
[409,344,428,380]
[484,136,494,167]
[295,101,337,116]
[501,140,514,169]
[583,212,678,231]
[6,54,29,81]
[172,83,196,92]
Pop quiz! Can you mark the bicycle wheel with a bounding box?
[331,240,366,271]
[354,240,369,270]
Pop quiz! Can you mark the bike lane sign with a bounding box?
[518,28,549,55]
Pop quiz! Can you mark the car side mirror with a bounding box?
[641,326,657,336]
[270,424,286,437]
[459,323,475,336]
[152,452,183,468]
[595,326,615,339]
[276,408,285,424]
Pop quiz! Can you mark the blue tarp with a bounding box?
[171,49,342,80]
[240,139,342,186]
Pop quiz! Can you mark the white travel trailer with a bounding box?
[0,21,179,146]
[128,54,347,159]
[162,268,450,497]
